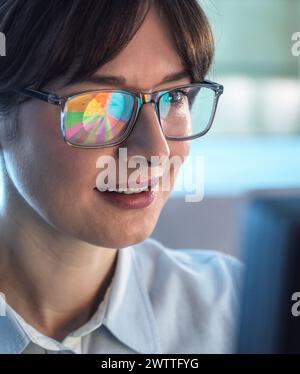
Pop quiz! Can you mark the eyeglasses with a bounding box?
[14,79,224,148]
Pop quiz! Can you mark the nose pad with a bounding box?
[141,93,161,124]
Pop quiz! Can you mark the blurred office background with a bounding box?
[151,0,300,258]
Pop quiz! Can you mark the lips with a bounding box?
[94,186,156,209]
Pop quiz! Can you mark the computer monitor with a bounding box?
[236,194,300,353]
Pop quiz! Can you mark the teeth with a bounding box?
[108,186,149,194]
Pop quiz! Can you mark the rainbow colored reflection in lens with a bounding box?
[62,92,134,146]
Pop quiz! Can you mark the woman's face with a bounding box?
[2,6,191,249]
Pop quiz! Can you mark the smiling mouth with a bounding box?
[94,185,157,210]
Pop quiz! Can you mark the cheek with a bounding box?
[4,104,108,221]
[169,141,190,181]
[17,103,104,185]
[155,141,190,203]
[170,139,190,160]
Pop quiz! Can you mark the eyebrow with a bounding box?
[77,70,191,88]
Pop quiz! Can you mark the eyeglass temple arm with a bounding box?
[14,87,63,106]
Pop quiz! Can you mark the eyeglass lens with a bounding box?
[62,86,217,146]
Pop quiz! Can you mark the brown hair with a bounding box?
[0,0,214,117]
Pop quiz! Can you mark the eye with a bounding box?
[169,91,185,104]
[168,90,186,105]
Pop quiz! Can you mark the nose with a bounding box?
[120,101,171,161]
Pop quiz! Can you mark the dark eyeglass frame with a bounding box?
[14,79,224,149]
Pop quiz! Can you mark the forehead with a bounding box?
[94,5,185,90]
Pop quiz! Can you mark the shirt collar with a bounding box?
[0,301,29,353]
[0,244,162,354]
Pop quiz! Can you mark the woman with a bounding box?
[0,0,242,354]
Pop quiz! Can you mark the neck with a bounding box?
[0,180,118,341]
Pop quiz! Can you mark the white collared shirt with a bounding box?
[0,237,244,354]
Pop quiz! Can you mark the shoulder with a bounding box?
[132,237,244,298]
[131,237,245,353]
